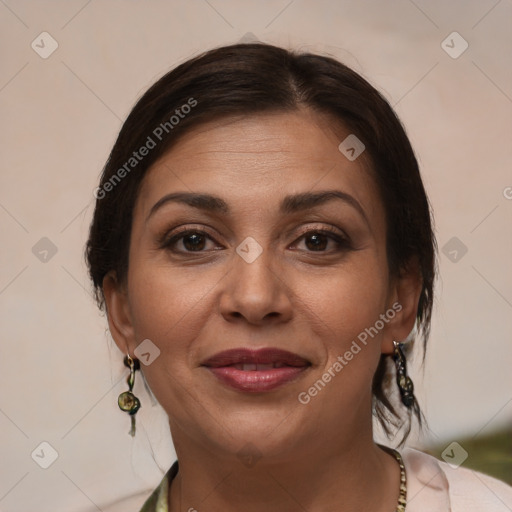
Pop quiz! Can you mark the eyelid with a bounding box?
[291,223,347,239]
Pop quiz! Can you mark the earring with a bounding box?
[118,354,141,436]
[392,341,416,408]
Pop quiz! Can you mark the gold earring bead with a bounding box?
[117,354,141,436]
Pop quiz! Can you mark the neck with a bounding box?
[167,425,401,512]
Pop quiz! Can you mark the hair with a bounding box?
[85,42,436,446]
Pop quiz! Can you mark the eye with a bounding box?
[159,225,351,255]
[160,229,221,253]
[292,227,351,253]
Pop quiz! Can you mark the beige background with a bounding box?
[1,1,511,511]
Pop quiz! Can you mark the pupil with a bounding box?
[306,234,327,251]
[184,233,205,251]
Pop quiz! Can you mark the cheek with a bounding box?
[300,256,389,390]
[295,271,388,418]
[126,261,217,357]
[126,263,214,414]
[304,258,388,337]
[126,255,245,406]
[128,264,208,385]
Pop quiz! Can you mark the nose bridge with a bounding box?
[220,238,292,324]
[233,239,279,301]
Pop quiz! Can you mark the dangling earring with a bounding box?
[392,341,416,408]
[117,354,141,436]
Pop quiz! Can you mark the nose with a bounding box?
[218,246,294,326]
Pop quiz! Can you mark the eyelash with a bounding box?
[159,225,351,255]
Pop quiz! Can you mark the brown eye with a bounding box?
[161,229,219,253]
[181,232,207,251]
[304,233,329,251]
[293,228,351,253]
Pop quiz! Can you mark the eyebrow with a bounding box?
[147,190,369,226]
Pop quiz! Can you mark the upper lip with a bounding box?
[201,348,311,368]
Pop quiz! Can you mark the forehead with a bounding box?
[135,110,382,221]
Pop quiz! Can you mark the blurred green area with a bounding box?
[425,426,512,485]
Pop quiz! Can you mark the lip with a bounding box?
[202,348,311,393]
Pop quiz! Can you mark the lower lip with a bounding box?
[205,366,308,392]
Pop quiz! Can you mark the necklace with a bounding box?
[376,444,406,511]
[389,447,407,511]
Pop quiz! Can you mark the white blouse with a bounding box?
[402,446,512,511]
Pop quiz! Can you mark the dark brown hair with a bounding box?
[85,42,436,444]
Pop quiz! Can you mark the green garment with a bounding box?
[139,461,178,512]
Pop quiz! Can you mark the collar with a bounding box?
[401,447,452,511]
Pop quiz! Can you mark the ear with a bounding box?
[102,271,137,356]
[381,257,423,354]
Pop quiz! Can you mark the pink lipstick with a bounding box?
[201,348,310,392]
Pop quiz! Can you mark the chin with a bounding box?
[208,411,308,460]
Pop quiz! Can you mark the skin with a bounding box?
[103,109,422,512]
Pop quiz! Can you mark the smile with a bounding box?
[201,348,311,392]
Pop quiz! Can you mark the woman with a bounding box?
[86,43,512,511]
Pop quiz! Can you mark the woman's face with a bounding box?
[105,110,419,461]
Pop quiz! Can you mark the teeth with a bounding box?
[232,363,286,371]
[254,363,274,371]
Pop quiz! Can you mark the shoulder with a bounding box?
[401,446,512,512]
[438,456,512,510]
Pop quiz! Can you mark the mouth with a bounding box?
[201,348,311,392]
